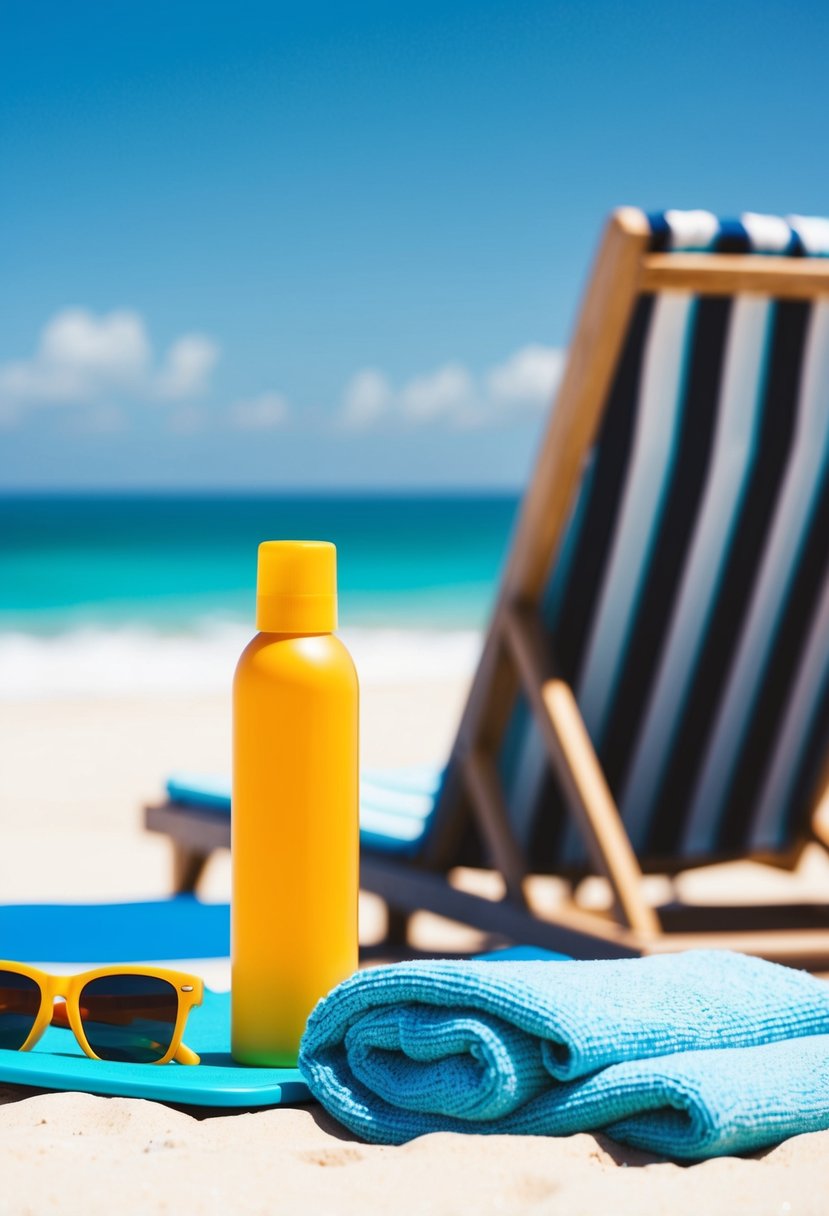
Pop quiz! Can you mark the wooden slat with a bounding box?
[645,929,829,970]
[810,757,829,853]
[640,253,829,299]
[144,801,230,894]
[360,854,639,959]
[503,607,660,936]
[361,857,829,966]
[145,801,230,851]
[461,748,529,907]
[656,902,829,933]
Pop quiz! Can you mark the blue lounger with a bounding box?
[160,765,444,859]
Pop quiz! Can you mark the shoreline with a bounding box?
[0,624,483,700]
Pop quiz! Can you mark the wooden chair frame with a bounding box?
[146,208,829,966]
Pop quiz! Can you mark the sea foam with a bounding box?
[0,622,482,700]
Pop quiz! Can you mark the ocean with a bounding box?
[0,494,519,698]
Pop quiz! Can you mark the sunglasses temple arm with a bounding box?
[174,1041,200,1066]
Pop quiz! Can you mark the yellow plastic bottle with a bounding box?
[231,540,359,1066]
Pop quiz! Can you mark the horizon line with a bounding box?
[0,485,523,499]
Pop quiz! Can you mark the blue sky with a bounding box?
[2,0,828,490]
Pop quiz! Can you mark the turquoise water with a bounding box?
[0,494,519,634]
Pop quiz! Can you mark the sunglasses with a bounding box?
[0,962,204,1065]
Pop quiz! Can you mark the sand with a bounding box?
[1,1092,827,1216]
[2,677,829,1214]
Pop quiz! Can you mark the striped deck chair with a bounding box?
[146,208,829,965]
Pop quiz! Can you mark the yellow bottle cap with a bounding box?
[256,540,338,634]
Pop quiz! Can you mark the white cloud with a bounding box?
[341,369,392,430]
[399,363,475,423]
[486,344,564,407]
[0,309,150,404]
[155,335,220,399]
[0,308,220,412]
[1,311,563,443]
[229,391,290,430]
[338,344,565,431]
[41,310,150,385]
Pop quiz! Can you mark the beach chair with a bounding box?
[145,207,829,966]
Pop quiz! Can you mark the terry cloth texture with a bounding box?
[299,951,829,1159]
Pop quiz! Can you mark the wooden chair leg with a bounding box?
[171,842,210,895]
[809,765,829,853]
[385,905,411,947]
[503,607,661,938]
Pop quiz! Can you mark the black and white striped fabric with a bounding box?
[497,210,829,869]
[648,209,829,256]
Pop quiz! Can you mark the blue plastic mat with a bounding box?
[0,898,230,963]
[0,924,547,1108]
[0,989,309,1107]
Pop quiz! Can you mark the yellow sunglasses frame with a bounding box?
[0,961,204,1065]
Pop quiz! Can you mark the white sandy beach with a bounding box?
[3,673,829,1214]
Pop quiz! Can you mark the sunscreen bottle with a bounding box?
[231,540,358,1066]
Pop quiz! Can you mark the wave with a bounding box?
[0,621,482,700]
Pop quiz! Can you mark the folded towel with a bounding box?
[298,951,829,1158]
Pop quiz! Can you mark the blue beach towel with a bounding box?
[299,951,829,1159]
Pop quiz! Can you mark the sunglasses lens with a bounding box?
[79,975,179,1063]
[0,969,41,1049]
